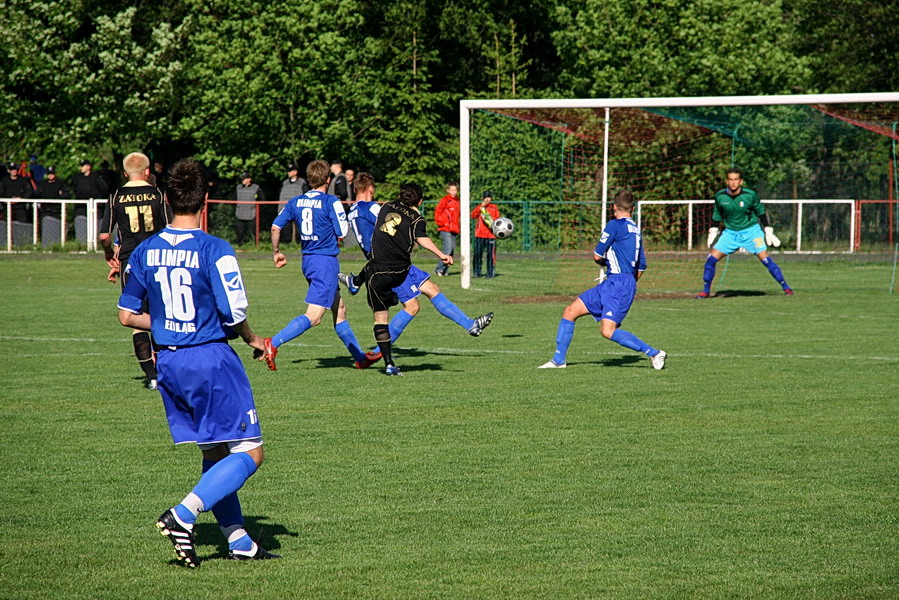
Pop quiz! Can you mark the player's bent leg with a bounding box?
[604,321,665,368]
[540,316,577,368]
[389,307,416,345]
[271,314,312,347]
[758,254,792,293]
[541,297,590,368]
[374,322,400,375]
[697,254,720,298]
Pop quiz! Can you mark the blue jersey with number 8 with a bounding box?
[273,189,347,255]
[118,227,250,346]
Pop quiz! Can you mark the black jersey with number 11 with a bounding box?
[100,181,170,264]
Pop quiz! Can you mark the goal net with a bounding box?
[459,93,899,293]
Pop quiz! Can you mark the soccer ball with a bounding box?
[492,217,514,239]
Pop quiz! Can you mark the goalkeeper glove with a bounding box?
[594,265,607,284]
[764,226,781,247]
[480,207,494,228]
[706,227,720,249]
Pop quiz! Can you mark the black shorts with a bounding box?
[365,264,410,312]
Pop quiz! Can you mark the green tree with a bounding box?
[787,0,899,93]
[1,1,186,169]
[552,0,810,98]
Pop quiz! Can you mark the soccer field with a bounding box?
[1,252,896,599]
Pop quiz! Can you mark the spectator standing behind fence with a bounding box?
[471,190,500,278]
[434,181,460,277]
[1,161,35,247]
[327,159,348,209]
[277,163,309,245]
[152,160,168,192]
[1,162,34,222]
[344,168,356,204]
[33,166,68,247]
[72,159,108,244]
[235,171,263,246]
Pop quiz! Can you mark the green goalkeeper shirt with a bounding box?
[712,187,765,232]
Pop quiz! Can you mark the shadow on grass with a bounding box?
[194,514,299,560]
[286,346,483,370]
[711,289,768,298]
[574,355,644,368]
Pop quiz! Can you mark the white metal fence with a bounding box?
[1,198,103,251]
[636,199,856,253]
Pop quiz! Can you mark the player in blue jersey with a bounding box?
[539,190,667,370]
[696,168,792,298]
[338,175,493,368]
[263,159,371,370]
[117,158,279,567]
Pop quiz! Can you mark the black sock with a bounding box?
[133,331,157,379]
[374,324,393,366]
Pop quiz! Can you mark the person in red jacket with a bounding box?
[433,181,460,276]
[471,190,500,278]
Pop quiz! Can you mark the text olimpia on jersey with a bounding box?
[118,227,249,346]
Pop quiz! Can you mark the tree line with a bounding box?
[2,0,895,203]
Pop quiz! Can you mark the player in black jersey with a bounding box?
[100,152,171,389]
[358,183,452,376]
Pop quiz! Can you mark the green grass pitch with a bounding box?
[0,252,896,599]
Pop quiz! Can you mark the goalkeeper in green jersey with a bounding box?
[696,168,793,298]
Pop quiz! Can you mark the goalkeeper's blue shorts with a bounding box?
[394,265,431,303]
[714,224,766,255]
[157,342,262,445]
[579,274,636,324]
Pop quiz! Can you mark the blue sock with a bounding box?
[761,256,790,289]
[389,310,415,344]
[272,314,311,347]
[201,459,244,534]
[610,328,656,355]
[227,532,254,552]
[190,452,257,516]
[703,255,718,293]
[335,320,366,361]
[431,293,474,330]
[553,318,575,365]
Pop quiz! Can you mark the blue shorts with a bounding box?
[394,265,431,303]
[579,275,637,324]
[156,342,262,445]
[302,254,339,307]
[714,224,766,255]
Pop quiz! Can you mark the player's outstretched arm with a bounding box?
[416,236,452,265]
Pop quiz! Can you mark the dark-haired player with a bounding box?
[118,158,279,567]
[696,168,792,298]
[341,174,492,365]
[100,152,170,389]
[539,189,666,370]
[352,183,453,376]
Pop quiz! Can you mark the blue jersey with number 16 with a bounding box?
[594,217,646,276]
[118,227,250,346]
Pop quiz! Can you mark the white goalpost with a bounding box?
[459,92,899,289]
